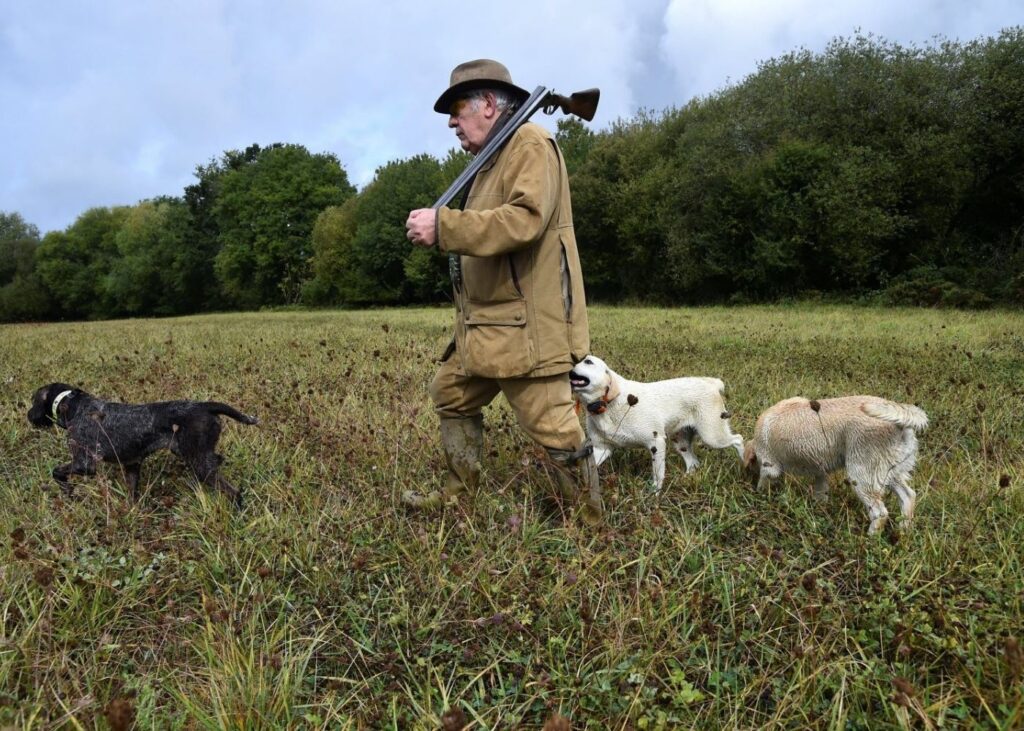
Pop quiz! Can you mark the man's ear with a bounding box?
[483,91,502,119]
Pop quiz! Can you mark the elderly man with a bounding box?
[405,59,601,522]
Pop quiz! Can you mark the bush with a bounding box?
[881,265,993,307]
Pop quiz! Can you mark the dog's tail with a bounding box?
[861,400,928,432]
[203,402,259,425]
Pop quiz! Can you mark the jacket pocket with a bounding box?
[462,299,536,378]
[559,240,572,322]
[438,337,456,363]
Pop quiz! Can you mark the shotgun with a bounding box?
[434,86,600,289]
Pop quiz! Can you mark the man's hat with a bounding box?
[434,59,530,114]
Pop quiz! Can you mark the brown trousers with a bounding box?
[429,353,584,452]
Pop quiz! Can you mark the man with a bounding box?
[404,59,601,522]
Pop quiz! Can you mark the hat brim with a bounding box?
[434,79,530,114]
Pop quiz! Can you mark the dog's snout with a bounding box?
[27,403,51,428]
[568,370,590,390]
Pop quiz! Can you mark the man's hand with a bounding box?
[406,208,437,247]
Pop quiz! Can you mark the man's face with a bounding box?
[448,93,497,155]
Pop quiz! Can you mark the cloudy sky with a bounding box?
[3,0,1021,234]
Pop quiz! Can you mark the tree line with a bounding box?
[2,29,1022,322]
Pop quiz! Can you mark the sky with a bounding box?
[2,0,1022,235]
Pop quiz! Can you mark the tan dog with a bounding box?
[743,396,928,534]
[569,355,744,491]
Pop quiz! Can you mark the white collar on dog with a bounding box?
[51,390,73,421]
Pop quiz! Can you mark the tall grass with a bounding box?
[1,305,1021,729]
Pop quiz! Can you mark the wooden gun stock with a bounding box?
[544,88,600,122]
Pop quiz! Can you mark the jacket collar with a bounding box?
[474,116,523,175]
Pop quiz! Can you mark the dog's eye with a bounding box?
[584,359,593,365]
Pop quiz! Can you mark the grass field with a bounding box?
[1,304,1022,729]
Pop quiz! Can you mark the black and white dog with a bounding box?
[28,383,258,507]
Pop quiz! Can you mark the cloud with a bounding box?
[658,0,1023,100]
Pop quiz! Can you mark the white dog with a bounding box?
[568,355,744,491]
[742,396,929,534]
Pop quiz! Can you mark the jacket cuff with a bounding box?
[436,207,452,252]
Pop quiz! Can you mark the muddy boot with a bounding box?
[402,415,483,509]
[545,442,603,525]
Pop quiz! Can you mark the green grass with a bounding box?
[1,304,1022,729]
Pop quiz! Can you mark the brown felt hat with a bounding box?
[433,59,530,114]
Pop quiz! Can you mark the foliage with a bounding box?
[105,198,210,316]
[880,264,995,308]
[34,207,129,320]
[569,29,1024,306]
[304,151,468,307]
[0,212,52,321]
[4,29,1023,322]
[212,143,356,309]
[302,199,361,306]
[555,117,597,176]
[1,305,1022,727]
[570,112,674,300]
[345,154,444,304]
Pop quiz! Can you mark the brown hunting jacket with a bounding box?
[437,122,590,379]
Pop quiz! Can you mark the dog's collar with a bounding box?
[51,390,73,423]
[586,386,614,415]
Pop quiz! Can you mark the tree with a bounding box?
[105,198,207,316]
[571,112,680,300]
[350,154,445,303]
[0,212,52,321]
[0,212,40,285]
[212,143,356,309]
[182,160,232,311]
[952,28,1024,302]
[303,199,362,305]
[556,117,597,176]
[35,207,128,319]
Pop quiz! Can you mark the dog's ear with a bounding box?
[603,368,621,402]
[742,444,761,487]
[742,442,757,470]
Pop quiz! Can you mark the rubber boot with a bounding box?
[402,415,483,510]
[545,442,603,525]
